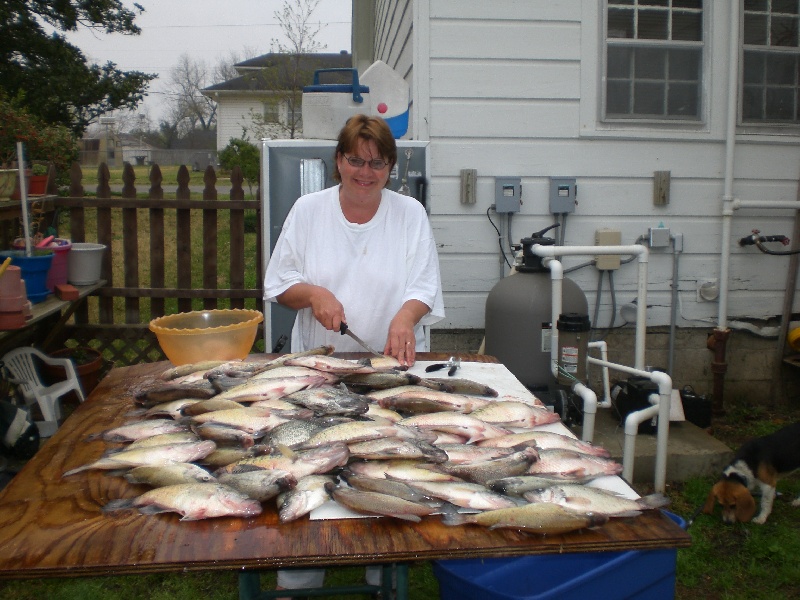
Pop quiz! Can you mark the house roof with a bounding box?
[202,51,353,95]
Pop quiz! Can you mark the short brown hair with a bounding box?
[332,114,397,186]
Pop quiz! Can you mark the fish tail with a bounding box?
[639,493,671,510]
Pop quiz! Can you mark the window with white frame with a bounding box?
[742,0,800,123]
[605,0,704,121]
[262,100,281,123]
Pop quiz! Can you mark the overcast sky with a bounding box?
[66,0,352,123]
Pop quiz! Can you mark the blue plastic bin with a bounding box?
[433,511,685,600]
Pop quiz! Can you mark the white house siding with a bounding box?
[370,0,800,336]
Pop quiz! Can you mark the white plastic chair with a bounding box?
[2,347,85,437]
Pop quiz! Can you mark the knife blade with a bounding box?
[340,323,383,356]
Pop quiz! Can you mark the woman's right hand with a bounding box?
[277,283,346,331]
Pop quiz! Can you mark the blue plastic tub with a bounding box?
[434,511,685,600]
[0,250,54,304]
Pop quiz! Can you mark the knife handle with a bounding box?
[340,323,349,335]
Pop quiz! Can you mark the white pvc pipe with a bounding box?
[572,382,597,443]
[533,244,649,369]
[588,341,612,408]
[587,359,672,492]
[542,257,564,379]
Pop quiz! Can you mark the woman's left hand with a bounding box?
[384,300,430,366]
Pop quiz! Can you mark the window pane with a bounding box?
[608,8,634,38]
[674,0,702,8]
[742,86,764,119]
[743,52,766,84]
[638,9,669,39]
[607,81,632,114]
[668,83,699,116]
[636,48,666,79]
[766,87,795,118]
[743,14,768,45]
[609,0,634,5]
[774,0,799,15]
[767,53,797,84]
[607,46,632,78]
[771,16,799,46]
[669,49,700,80]
[640,0,668,6]
[744,0,768,11]
[634,81,665,114]
[673,11,702,41]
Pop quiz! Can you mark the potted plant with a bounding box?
[42,346,105,399]
[27,164,48,195]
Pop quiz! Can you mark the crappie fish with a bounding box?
[418,378,499,397]
[398,412,511,444]
[262,418,331,449]
[214,375,327,402]
[347,437,448,463]
[282,386,371,416]
[342,371,421,391]
[469,401,561,428]
[125,431,200,450]
[340,472,436,504]
[357,355,408,372]
[135,399,200,420]
[478,430,611,457]
[278,474,335,522]
[124,463,217,487]
[63,440,217,476]
[436,443,517,465]
[251,365,339,383]
[134,381,217,406]
[102,482,262,520]
[217,442,350,480]
[251,345,336,372]
[365,404,403,423]
[87,419,190,443]
[181,398,246,416]
[343,459,463,482]
[285,355,378,374]
[331,486,437,522]
[523,484,670,518]
[302,421,436,447]
[371,387,491,414]
[160,360,231,381]
[217,469,297,502]
[187,406,312,435]
[528,449,623,479]
[192,423,260,448]
[405,480,519,511]
[200,446,267,468]
[487,474,602,496]
[442,501,608,535]
[432,447,540,486]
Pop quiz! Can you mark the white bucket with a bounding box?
[67,243,106,286]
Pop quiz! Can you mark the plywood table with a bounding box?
[0,354,690,598]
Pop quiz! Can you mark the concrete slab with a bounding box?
[579,409,734,485]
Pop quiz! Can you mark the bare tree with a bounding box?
[165,54,218,135]
[248,0,327,139]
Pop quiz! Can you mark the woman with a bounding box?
[263,114,444,592]
[264,114,444,366]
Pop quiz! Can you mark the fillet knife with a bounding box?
[340,323,383,356]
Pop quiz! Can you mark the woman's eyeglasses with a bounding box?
[343,155,389,170]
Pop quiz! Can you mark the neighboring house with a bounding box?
[350,1,800,398]
[203,52,353,150]
[118,133,159,166]
[80,121,122,167]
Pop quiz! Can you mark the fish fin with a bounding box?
[612,510,643,518]
[390,513,422,523]
[275,443,297,459]
[62,464,92,477]
[101,498,136,514]
[137,505,173,516]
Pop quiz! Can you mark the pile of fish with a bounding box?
[64,346,669,535]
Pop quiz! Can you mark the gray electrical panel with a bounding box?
[549,177,577,213]
[495,177,522,213]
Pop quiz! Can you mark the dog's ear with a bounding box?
[734,489,757,522]
[703,482,722,514]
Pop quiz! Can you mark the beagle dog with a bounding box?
[704,422,800,524]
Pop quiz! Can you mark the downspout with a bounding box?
[714,1,741,414]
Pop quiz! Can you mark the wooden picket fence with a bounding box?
[13,161,265,366]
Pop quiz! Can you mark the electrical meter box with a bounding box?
[495,177,521,213]
[550,177,577,214]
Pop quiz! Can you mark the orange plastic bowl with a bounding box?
[149,309,263,365]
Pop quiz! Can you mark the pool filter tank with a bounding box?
[484,225,589,391]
